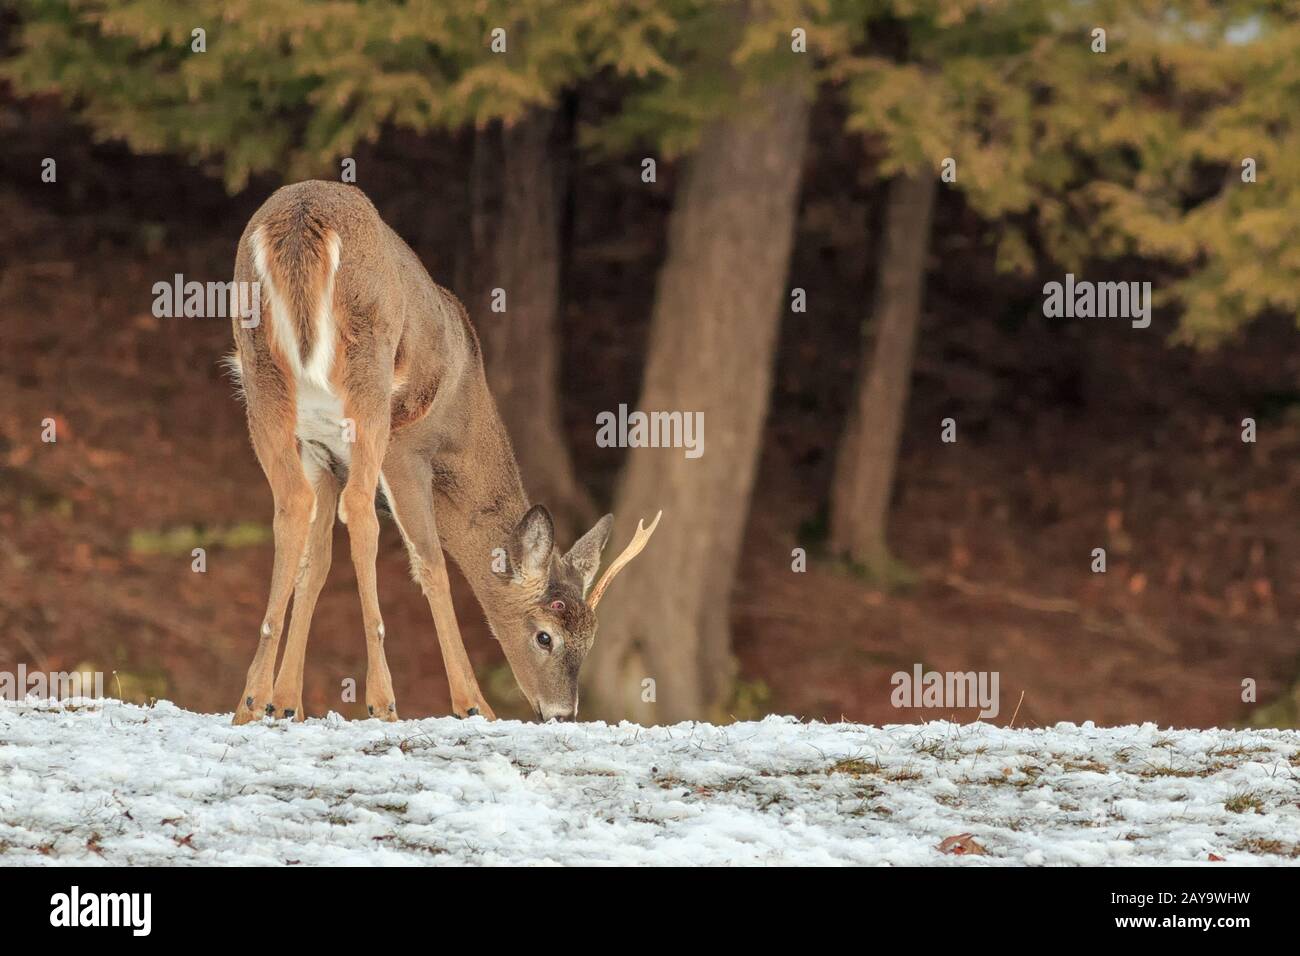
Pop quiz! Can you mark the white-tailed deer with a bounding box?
[226,180,659,724]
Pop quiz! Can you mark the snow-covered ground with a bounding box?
[0,699,1297,865]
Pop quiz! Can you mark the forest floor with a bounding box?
[1,96,1298,730]
[0,700,1297,865]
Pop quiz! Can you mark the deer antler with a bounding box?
[589,511,662,609]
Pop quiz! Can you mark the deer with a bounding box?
[224,180,659,725]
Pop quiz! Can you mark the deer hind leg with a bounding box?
[338,387,398,721]
[382,452,496,719]
[269,466,339,721]
[234,400,316,725]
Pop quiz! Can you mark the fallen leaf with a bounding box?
[937,833,988,855]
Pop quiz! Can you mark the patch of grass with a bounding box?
[966,764,1046,789]
[885,768,923,783]
[1224,791,1265,814]
[756,793,791,811]
[1138,766,1198,779]
[843,795,890,817]
[371,834,444,856]
[1210,746,1271,758]
[1232,838,1300,858]
[1061,760,1109,773]
[1006,764,1045,785]
[914,738,952,758]
[653,774,693,794]
[839,777,888,815]
[828,757,878,778]
[361,733,438,756]
[129,521,271,555]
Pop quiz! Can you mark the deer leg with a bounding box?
[339,397,397,722]
[269,467,338,721]
[234,408,315,725]
[382,453,496,719]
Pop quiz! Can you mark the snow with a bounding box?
[0,699,1297,865]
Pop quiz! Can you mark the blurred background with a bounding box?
[0,1,1297,728]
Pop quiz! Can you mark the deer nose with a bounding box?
[541,704,578,722]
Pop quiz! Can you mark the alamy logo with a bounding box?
[50,886,151,936]
[0,665,103,701]
[596,404,704,459]
[890,664,1000,719]
[1042,273,1151,328]
[152,274,261,327]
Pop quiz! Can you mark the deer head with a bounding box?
[487,506,661,721]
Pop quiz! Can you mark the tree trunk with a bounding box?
[459,108,596,540]
[828,172,938,576]
[584,87,811,724]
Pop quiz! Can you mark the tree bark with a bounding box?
[828,172,938,576]
[459,108,596,541]
[583,86,811,724]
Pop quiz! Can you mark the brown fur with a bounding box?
[228,181,613,724]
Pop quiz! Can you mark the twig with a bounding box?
[1008,691,1026,729]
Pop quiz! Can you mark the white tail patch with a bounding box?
[248,226,341,394]
[309,231,342,391]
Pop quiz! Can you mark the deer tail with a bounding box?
[248,214,341,391]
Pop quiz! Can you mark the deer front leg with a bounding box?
[382,455,495,719]
[422,547,497,720]
[235,413,316,725]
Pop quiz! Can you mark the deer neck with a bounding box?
[433,383,531,609]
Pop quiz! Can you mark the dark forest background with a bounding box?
[0,1,1297,727]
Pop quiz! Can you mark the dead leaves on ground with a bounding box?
[937,832,989,856]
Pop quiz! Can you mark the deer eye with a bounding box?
[549,600,565,612]
[535,632,553,650]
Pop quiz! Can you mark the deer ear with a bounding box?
[565,514,613,598]
[510,505,554,580]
